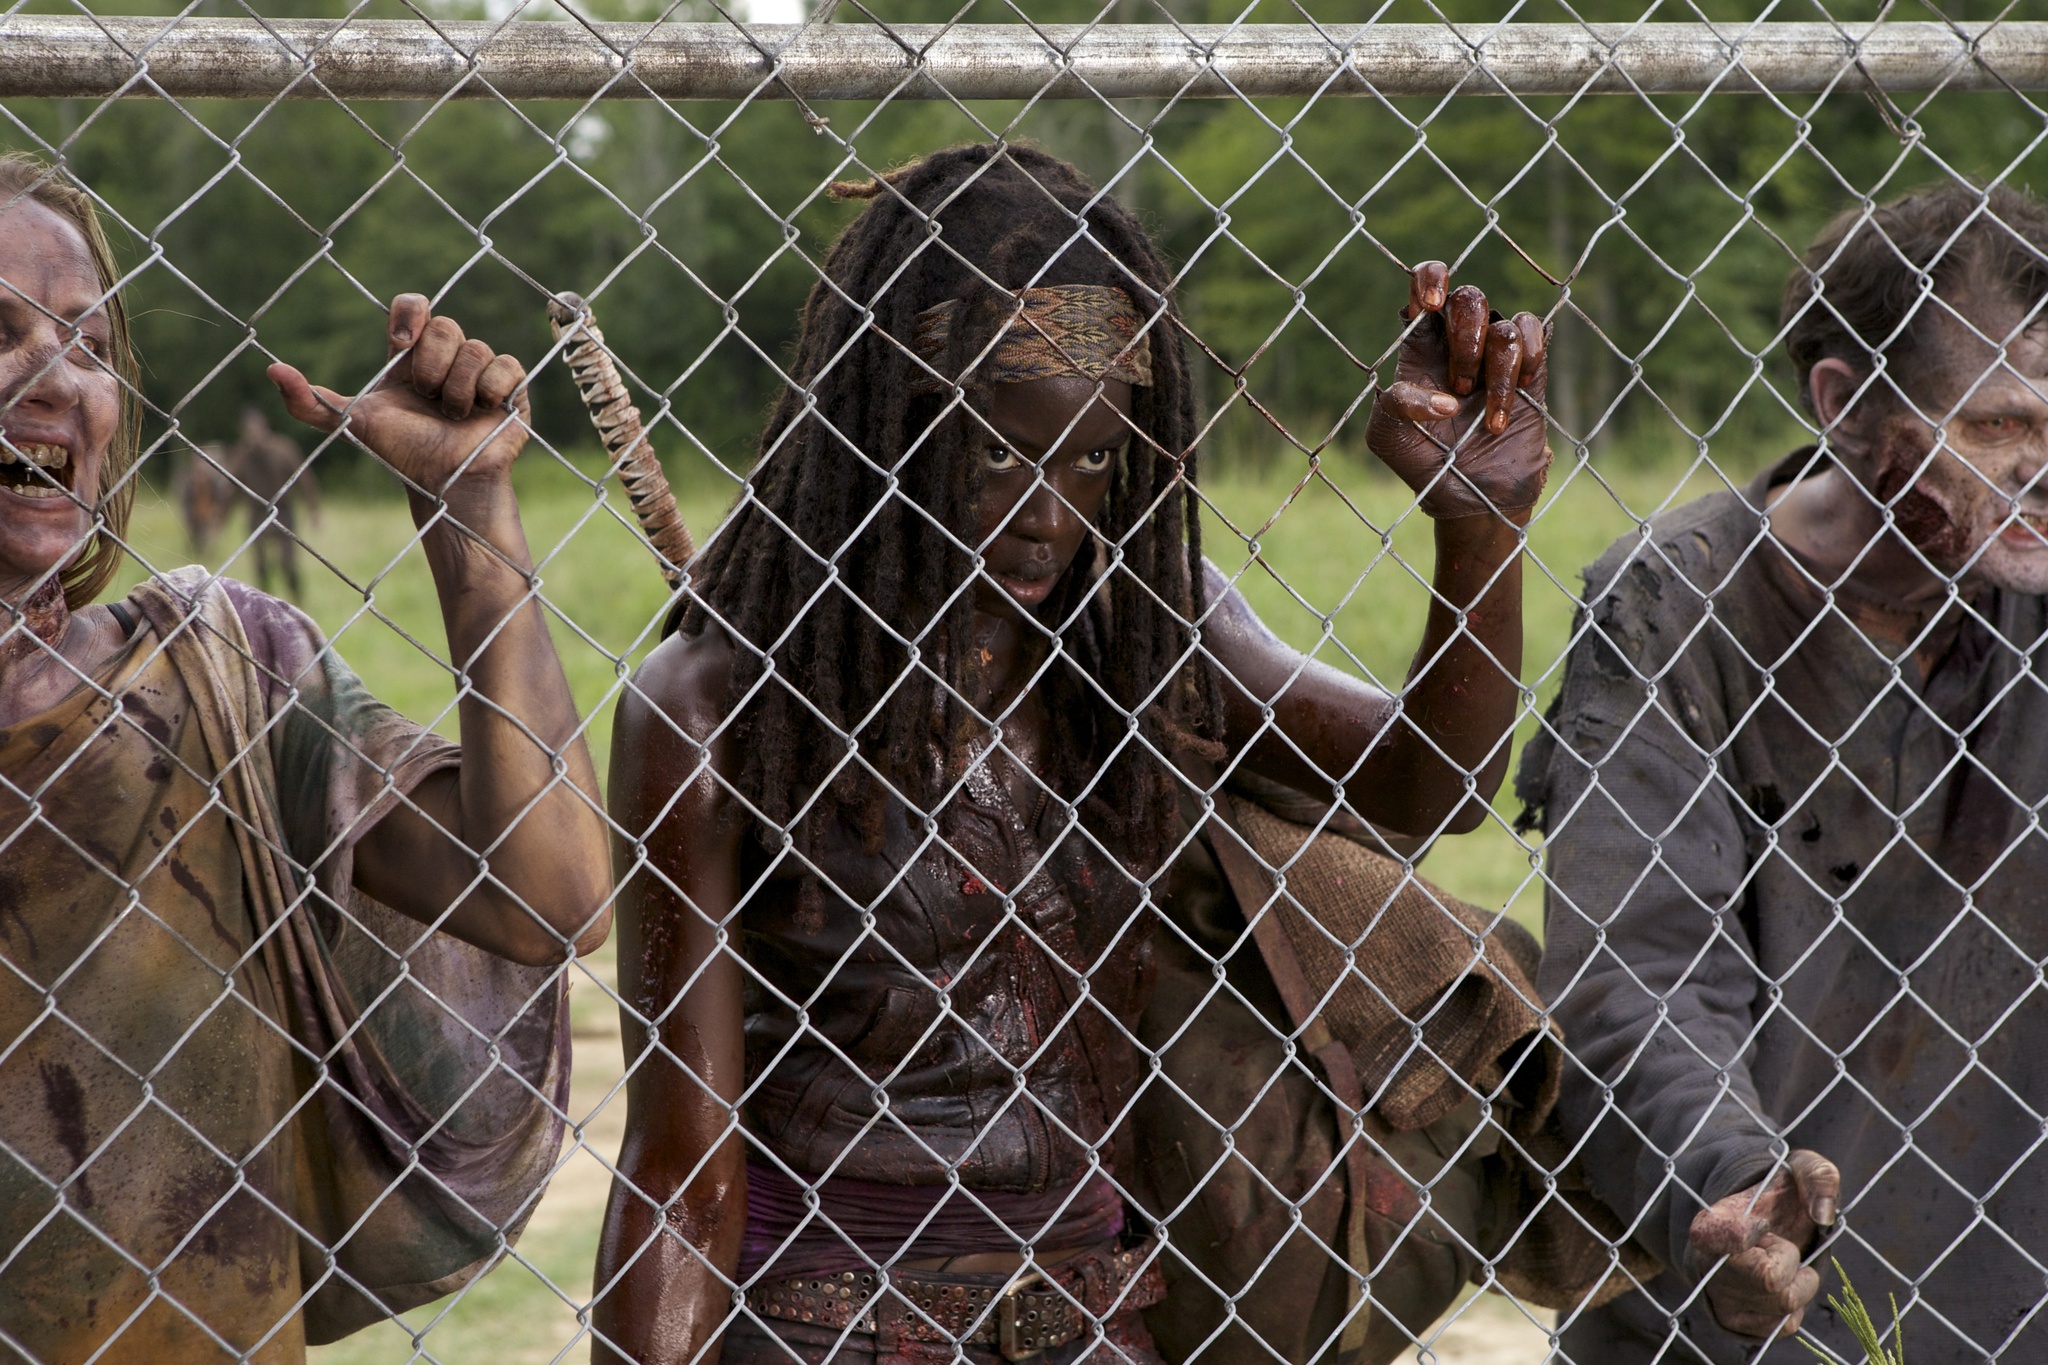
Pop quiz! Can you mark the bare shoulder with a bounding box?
[1201,560,1287,648]
[611,625,741,824]
[1199,558,1304,679]
[623,625,737,742]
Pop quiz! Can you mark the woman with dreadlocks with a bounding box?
[595,143,1550,1365]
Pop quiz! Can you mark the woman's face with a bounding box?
[0,199,117,595]
[974,374,1133,612]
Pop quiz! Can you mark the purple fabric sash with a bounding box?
[739,1160,1123,1279]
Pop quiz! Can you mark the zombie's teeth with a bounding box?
[0,442,67,468]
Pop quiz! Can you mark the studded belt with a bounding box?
[744,1241,1164,1360]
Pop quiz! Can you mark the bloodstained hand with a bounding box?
[1687,1149,1841,1339]
[1365,261,1552,521]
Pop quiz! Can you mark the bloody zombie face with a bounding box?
[0,197,117,602]
[973,375,1133,613]
[1824,292,2048,594]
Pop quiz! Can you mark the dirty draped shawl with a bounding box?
[1151,776,1651,1295]
[0,568,567,1364]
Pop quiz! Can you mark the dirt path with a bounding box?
[1399,1293,1558,1364]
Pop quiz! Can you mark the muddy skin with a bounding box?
[0,199,125,725]
[1856,304,2048,594]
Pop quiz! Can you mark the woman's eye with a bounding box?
[985,444,1023,472]
[1076,447,1118,473]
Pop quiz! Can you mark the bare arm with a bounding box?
[1205,518,1524,837]
[1211,264,1548,838]
[269,294,610,965]
[593,630,749,1365]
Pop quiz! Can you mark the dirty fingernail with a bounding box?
[1489,411,1508,434]
[1431,394,1459,416]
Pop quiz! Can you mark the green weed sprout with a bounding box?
[1798,1259,1903,1365]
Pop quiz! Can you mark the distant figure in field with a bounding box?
[172,441,235,555]
[227,405,318,598]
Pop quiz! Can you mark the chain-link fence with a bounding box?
[4,4,2048,1363]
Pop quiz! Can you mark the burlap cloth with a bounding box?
[1226,791,1560,1134]
[1215,778,1659,1313]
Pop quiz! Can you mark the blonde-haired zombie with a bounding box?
[0,154,612,1360]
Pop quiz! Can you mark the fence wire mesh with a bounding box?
[3,3,2047,1364]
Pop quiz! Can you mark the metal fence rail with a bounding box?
[3,18,2045,101]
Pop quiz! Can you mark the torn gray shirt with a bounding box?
[1521,450,2048,1363]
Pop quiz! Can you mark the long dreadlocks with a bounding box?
[681,143,1221,859]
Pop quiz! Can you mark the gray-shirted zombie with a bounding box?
[1519,182,2048,1362]
[0,153,611,1361]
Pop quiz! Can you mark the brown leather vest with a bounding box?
[740,763,1154,1194]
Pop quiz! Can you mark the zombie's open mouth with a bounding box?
[0,442,72,500]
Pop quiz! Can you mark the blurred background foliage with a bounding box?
[8,0,2046,489]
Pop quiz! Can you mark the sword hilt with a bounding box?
[546,291,694,588]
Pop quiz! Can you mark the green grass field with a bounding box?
[110,443,1761,1363]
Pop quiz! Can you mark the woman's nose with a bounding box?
[1006,475,1075,542]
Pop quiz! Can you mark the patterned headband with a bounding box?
[907,284,1154,396]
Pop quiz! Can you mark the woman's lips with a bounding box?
[994,569,1057,605]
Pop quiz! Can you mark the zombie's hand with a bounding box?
[1686,1150,1840,1339]
[1365,262,1551,520]
[267,293,530,496]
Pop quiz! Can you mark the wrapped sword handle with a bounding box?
[546,291,694,588]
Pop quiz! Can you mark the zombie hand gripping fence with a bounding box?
[3,7,2048,1365]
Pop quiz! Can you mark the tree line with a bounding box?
[8,0,2040,486]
